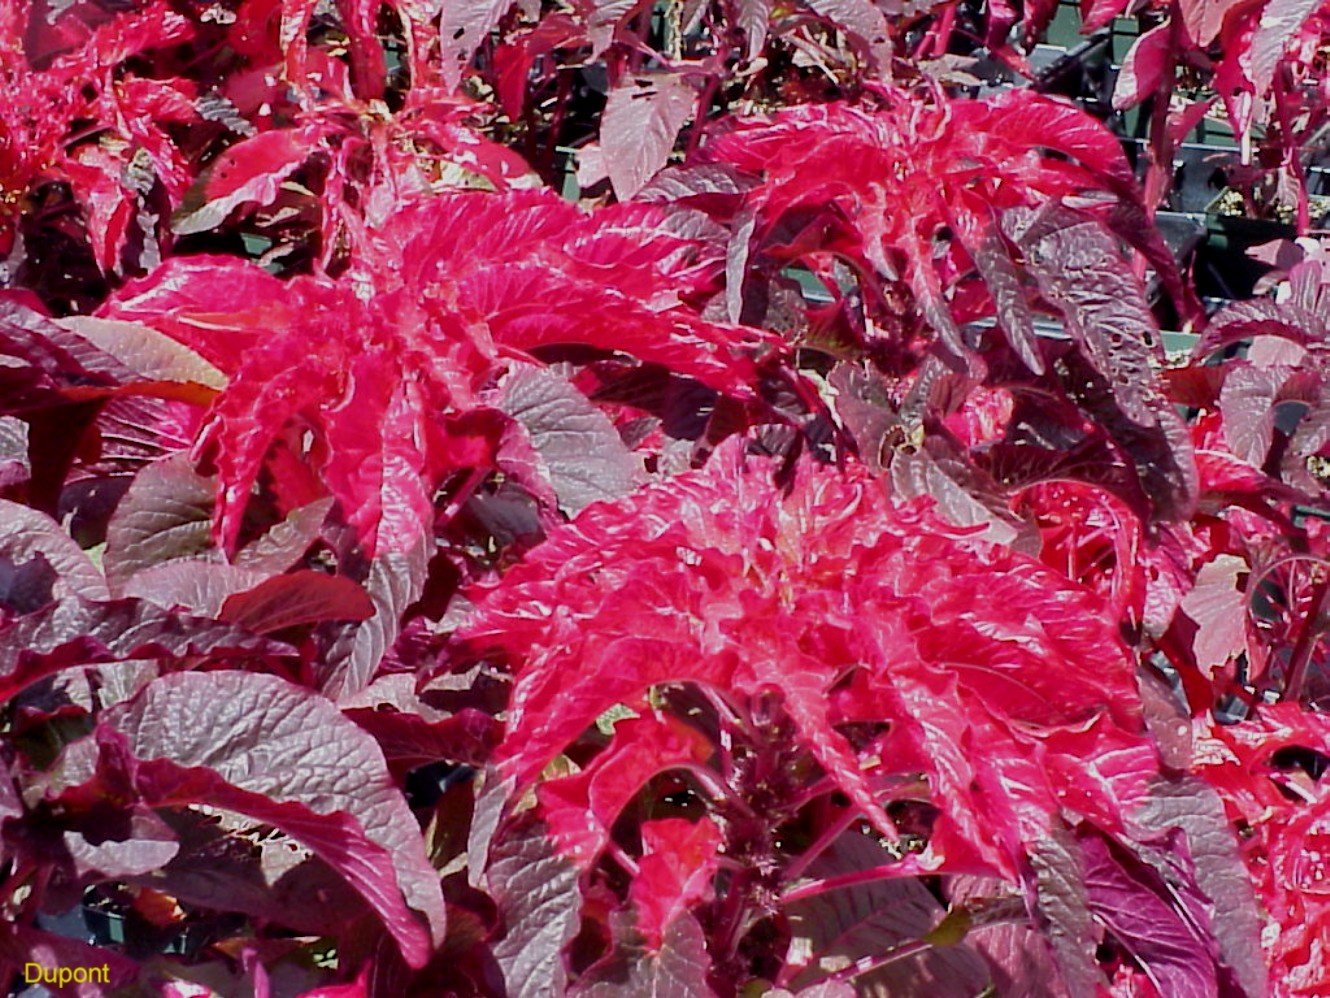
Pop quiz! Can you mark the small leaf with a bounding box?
[219,571,375,633]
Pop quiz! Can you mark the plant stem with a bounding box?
[1283,569,1330,702]
[782,802,861,883]
[780,860,917,905]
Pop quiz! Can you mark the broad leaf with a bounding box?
[602,74,696,201]
[498,364,643,515]
[88,672,448,967]
[103,452,217,593]
[0,595,292,703]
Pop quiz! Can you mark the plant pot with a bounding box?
[1198,190,1330,298]
[1028,33,1114,117]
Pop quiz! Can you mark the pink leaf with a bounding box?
[602,74,697,201]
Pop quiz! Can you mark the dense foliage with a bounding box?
[2,0,1330,994]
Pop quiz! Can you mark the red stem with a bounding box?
[781,860,916,905]
[1283,570,1330,703]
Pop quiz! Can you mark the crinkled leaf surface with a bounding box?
[0,596,291,703]
[91,672,447,967]
[487,811,583,997]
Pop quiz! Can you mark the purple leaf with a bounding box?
[1006,205,1198,520]
[345,707,501,781]
[320,542,429,701]
[439,0,523,89]
[233,498,334,575]
[737,0,773,63]
[573,911,713,996]
[0,922,138,995]
[103,452,218,593]
[125,808,367,937]
[1029,831,1105,996]
[1179,555,1249,673]
[0,500,107,601]
[123,562,268,616]
[803,0,893,71]
[1079,829,1220,998]
[498,364,643,515]
[1130,777,1269,998]
[487,812,583,997]
[0,596,293,703]
[1219,365,1284,467]
[785,831,992,993]
[63,805,179,879]
[57,317,225,388]
[95,671,447,967]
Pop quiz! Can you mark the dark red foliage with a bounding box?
[2,0,1329,993]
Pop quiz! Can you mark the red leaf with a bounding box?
[219,571,375,633]
[174,130,312,235]
[463,440,1152,874]
[629,817,723,950]
[1113,22,1174,111]
[537,712,713,866]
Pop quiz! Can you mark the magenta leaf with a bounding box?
[1078,828,1224,998]
[1113,22,1174,111]
[629,818,723,951]
[92,671,447,967]
[536,712,713,866]
[1249,0,1323,95]
[173,129,311,236]
[464,439,1152,876]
